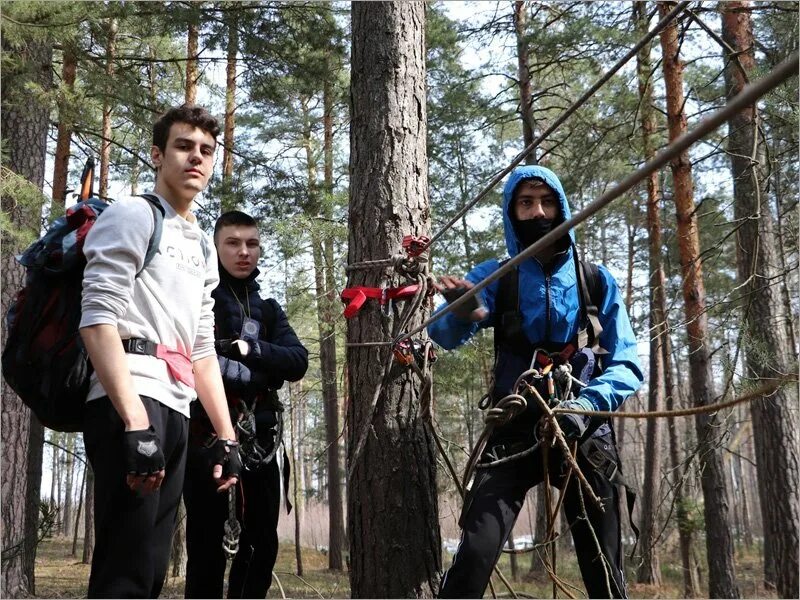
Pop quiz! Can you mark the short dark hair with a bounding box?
[214,210,259,242]
[152,104,221,152]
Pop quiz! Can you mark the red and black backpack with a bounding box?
[2,159,164,431]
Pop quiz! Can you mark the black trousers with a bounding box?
[183,446,282,599]
[440,433,626,599]
[84,396,188,599]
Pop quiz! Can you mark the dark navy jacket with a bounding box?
[190,265,308,436]
[213,266,308,398]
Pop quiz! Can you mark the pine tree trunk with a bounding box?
[71,464,86,556]
[659,4,740,596]
[322,72,345,572]
[82,466,94,564]
[635,1,663,585]
[62,434,75,537]
[720,4,799,597]
[1,36,52,599]
[222,8,238,187]
[514,1,536,165]
[348,4,440,596]
[291,382,304,577]
[185,22,199,104]
[171,500,186,577]
[99,18,117,198]
[52,43,77,206]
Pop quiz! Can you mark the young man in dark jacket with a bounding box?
[431,165,643,599]
[183,211,309,599]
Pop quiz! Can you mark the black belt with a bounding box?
[121,338,158,356]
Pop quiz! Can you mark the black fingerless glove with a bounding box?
[123,426,166,475]
[210,438,243,479]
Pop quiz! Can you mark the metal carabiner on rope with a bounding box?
[222,486,241,559]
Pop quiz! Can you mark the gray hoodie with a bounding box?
[80,193,218,417]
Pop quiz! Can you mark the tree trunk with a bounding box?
[659,4,740,596]
[52,43,77,206]
[721,4,799,597]
[185,22,199,104]
[171,500,186,577]
[506,531,518,581]
[99,18,117,198]
[635,1,663,585]
[71,464,86,556]
[62,434,75,536]
[1,36,52,600]
[291,382,304,577]
[322,74,345,571]
[222,8,238,186]
[82,466,94,564]
[348,4,440,597]
[514,1,536,165]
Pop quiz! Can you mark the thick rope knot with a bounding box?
[484,394,527,427]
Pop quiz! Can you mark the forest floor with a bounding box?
[35,535,777,599]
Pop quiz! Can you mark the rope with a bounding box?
[422,1,690,251]
[553,380,786,420]
[395,50,799,346]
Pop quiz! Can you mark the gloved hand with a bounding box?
[210,438,243,481]
[123,426,166,475]
[556,399,591,442]
[436,276,488,322]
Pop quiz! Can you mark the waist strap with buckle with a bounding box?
[122,337,195,388]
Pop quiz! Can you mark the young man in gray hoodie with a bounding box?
[79,105,241,598]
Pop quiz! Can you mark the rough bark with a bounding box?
[99,18,117,198]
[82,466,94,564]
[348,3,440,597]
[52,43,77,206]
[634,1,663,585]
[185,22,199,104]
[171,500,186,577]
[322,76,345,571]
[71,464,86,556]
[222,8,238,185]
[62,434,75,536]
[1,36,52,600]
[658,3,740,596]
[721,4,799,597]
[514,1,536,165]
[664,329,700,597]
[291,382,304,577]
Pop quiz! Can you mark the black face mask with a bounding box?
[514,218,554,249]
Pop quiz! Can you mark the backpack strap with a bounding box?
[135,194,211,269]
[494,259,529,352]
[573,250,605,353]
[137,194,165,272]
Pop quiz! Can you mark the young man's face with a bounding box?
[151,122,216,203]
[513,181,559,221]
[216,225,261,279]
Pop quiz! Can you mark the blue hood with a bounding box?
[502,165,575,257]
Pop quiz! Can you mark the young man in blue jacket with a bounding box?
[183,211,309,599]
[431,165,643,599]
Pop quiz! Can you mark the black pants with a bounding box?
[84,396,188,599]
[183,446,282,599]
[440,433,626,599]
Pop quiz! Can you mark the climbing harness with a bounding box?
[234,400,283,471]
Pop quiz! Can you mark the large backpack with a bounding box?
[2,159,164,431]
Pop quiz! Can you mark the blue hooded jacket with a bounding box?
[428,165,642,413]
